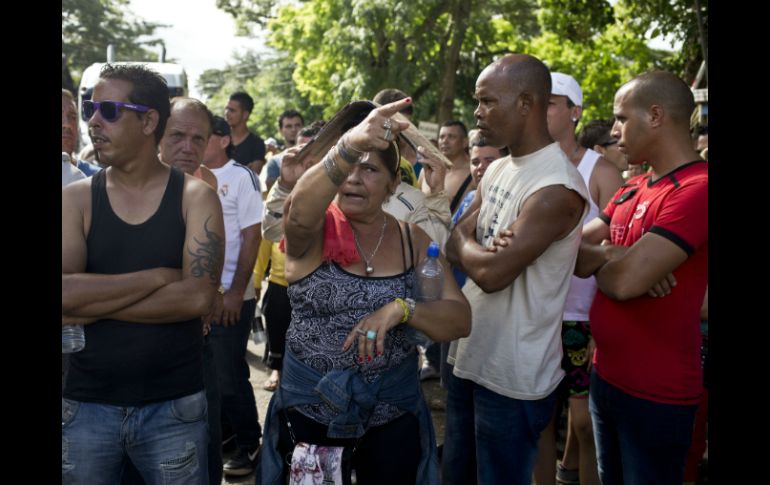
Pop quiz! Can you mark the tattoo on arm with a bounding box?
[188,217,224,285]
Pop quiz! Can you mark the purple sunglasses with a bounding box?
[81,100,151,122]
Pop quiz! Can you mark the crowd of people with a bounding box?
[62,50,708,485]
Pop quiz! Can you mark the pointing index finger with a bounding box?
[376,97,412,118]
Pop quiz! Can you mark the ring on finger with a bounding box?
[383,128,393,141]
[382,118,393,130]
[366,330,377,340]
[356,328,367,336]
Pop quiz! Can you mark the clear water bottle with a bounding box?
[413,242,444,347]
[251,305,266,345]
[416,242,444,302]
[62,325,85,353]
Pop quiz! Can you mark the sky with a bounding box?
[128,0,266,100]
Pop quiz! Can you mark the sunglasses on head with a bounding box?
[81,100,151,123]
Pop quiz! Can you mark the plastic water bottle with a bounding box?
[62,325,85,353]
[416,242,444,302]
[251,305,266,345]
[412,242,444,347]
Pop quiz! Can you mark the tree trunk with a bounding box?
[437,0,472,124]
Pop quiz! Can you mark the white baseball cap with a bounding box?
[551,72,583,107]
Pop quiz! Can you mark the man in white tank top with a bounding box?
[534,73,623,485]
[444,55,589,485]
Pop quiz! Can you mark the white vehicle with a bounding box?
[78,57,187,147]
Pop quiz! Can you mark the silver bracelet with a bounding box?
[337,138,363,164]
[323,152,347,186]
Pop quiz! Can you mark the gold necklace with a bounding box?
[351,214,388,275]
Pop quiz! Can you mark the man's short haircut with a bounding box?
[211,115,234,159]
[578,119,614,149]
[441,120,469,137]
[170,97,214,137]
[625,71,695,127]
[62,88,76,105]
[468,130,488,148]
[298,120,326,139]
[229,91,254,113]
[498,55,552,110]
[469,130,506,156]
[278,109,304,129]
[99,64,171,144]
[373,88,414,116]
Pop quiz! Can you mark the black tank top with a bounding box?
[63,168,204,406]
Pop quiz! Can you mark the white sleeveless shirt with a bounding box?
[448,143,589,400]
[563,148,601,321]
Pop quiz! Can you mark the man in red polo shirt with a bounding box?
[574,71,707,485]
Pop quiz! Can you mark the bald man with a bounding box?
[574,71,708,485]
[444,54,588,484]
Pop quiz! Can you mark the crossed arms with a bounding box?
[61,177,225,325]
[446,183,585,293]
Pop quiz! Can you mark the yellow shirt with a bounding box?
[252,238,272,290]
[399,157,418,188]
[267,242,288,287]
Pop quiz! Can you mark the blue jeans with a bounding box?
[442,372,557,485]
[209,298,261,451]
[62,390,209,484]
[589,371,697,485]
[120,339,221,485]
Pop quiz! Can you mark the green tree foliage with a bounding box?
[617,0,707,82]
[63,54,77,94]
[259,0,541,123]
[215,0,702,131]
[527,27,664,124]
[537,0,614,42]
[216,0,280,32]
[200,52,325,141]
[62,0,166,81]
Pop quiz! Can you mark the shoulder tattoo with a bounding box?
[188,216,224,285]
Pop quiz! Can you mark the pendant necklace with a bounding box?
[351,214,388,275]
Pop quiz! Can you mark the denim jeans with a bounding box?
[209,298,261,451]
[442,372,557,485]
[62,390,209,485]
[589,371,697,485]
[120,339,221,485]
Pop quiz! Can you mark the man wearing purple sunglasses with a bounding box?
[62,63,225,484]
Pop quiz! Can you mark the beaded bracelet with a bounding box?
[394,297,410,324]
